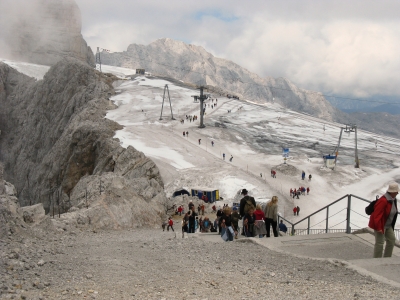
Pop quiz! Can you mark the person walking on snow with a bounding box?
[302,171,305,180]
[309,174,312,181]
[296,206,300,216]
[229,155,233,162]
[307,187,310,195]
[222,153,225,160]
[198,139,201,145]
[293,206,297,216]
[167,217,174,232]
[211,141,214,147]
[186,131,188,137]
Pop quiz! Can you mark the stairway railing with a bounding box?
[278,194,399,237]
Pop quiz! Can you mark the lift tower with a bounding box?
[191,86,209,128]
[334,124,359,168]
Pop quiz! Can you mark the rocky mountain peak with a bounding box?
[0,0,94,67]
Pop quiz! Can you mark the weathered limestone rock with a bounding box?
[0,58,168,229]
[18,203,46,223]
[0,163,4,194]
[0,0,94,67]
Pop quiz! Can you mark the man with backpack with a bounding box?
[368,182,398,258]
[239,189,256,236]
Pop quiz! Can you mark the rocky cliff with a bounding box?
[0,0,94,67]
[100,38,344,122]
[0,59,167,229]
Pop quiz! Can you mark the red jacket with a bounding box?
[168,219,174,226]
[253,209,265,221]
[368,195,396,233]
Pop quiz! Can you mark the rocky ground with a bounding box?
[1,227,400,300]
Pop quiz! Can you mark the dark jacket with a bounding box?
[239,195,256,217]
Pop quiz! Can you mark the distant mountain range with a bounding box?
[100,38,400,139]
[100,38,342,122]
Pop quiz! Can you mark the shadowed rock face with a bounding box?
[0,59,167,228]
[0,0,94,67]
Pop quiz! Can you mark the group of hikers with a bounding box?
[290,187,310,199]
[185,115,198,122]
[216,189,282,241]
[166,188,296,240]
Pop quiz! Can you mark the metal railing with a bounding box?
[278,194,400,237]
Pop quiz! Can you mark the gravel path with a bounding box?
[1,229,399,299]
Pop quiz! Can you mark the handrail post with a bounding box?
[326,206,329,233]
[291,224,295,236]
[307,217,310,235]
[346,194,351,234]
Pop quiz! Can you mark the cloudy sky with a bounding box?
[12,0,400,103]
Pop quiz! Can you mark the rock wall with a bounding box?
[0,0,94,67]
[0,59,167,228]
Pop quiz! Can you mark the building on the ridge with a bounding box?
[136,69,145,75]
[191,187,219,203]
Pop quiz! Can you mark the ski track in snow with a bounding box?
[4,60,400,230]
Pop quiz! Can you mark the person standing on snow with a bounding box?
[198,139,201,145]
[167,217,174,232]
[222,153,225,160]
[296,206,300,216]
[302,171,305,180]
[293,206,297,216]
[229,155,233,162]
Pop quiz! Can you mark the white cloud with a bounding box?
[75,0,400,99]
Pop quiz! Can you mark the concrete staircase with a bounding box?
[198,232,400,288]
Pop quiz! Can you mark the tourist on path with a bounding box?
[231,207,241,239]
[369,182,398,258]
[188,206,197,233]
[220,206,237,242]
[254,204,267,238]
[182,214,189,238]
[296,206,300,216]
[243,207,255,237]
[167,217,174,232]
[293,206,297,216]
[279,220,287,234]
[264,196,279,237]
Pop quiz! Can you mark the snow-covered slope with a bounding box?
[100,38,343,122]
[4,59,400,230]
[103,65,400,230]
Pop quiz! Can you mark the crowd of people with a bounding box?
[290,187,310,199]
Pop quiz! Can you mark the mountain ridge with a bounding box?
[100,38,400,139]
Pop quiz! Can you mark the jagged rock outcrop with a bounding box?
[100,38,344,121]
[0,0,94,67]
[0,58,168,229]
